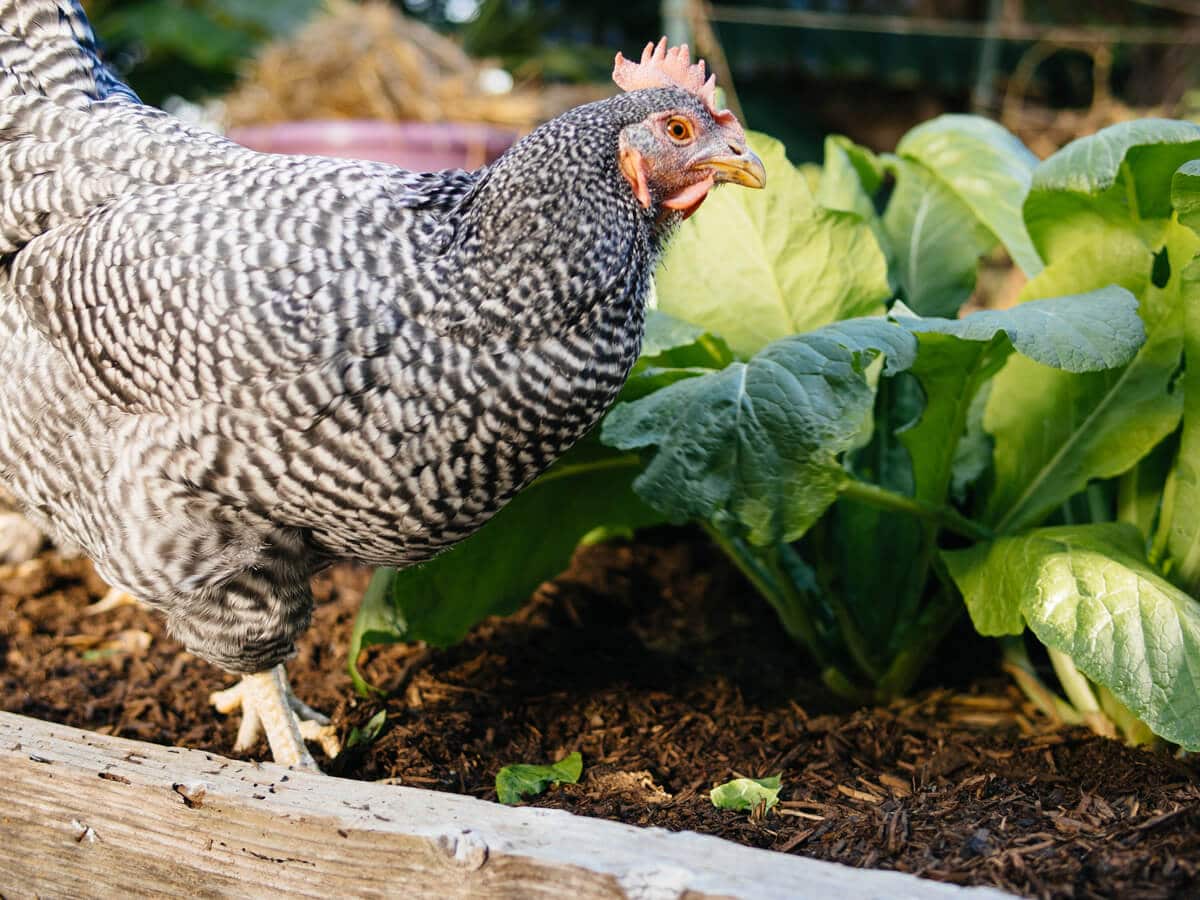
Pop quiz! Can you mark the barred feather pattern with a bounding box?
[0,0,136,104]
[0,1,700,672]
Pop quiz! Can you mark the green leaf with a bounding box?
[619,311,734,403]
[819,136,885,205]
[899,288,1145,372]
[984,359,1182,535]
[899,334,1008,506]
[345,709,387,750]
[710,774,782,813]
[655,133,890,356]
[640,308,707,358]
[897,114,1041,275]
[1019,232,1154,305]
[1164,257,1200,592]
[601,318,917,545]
[951,383,994,503]
[984,224,1197,533]
[1018,121,1200,305]
[347,568,406,695]
[824,288,1132,682]
[347,437,662,692]
[1025,119,1200,265]
[1164,172,1200,589]
[942,538,1030,637]
[1118,434,1177,539]
[881,156,996,317]
[831,373,925,668]
[1029,120,1200,230]
[945,524,1200,749]
[496,752,583,805]
[798,162,822,195]
[106,4,255,68]
[817,136,889,251]
[1172,159,1200,235]
[894,288,1145,507]
[637,310,734,373]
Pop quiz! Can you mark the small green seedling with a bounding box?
[495,751,583,805]
[345,709,387,750]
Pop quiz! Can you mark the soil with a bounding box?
[2,531,1198,899]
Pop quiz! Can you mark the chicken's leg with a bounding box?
[210,665,340,770]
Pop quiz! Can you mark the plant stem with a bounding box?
[876,587,961,699]
[824,588,884,683]
[703,524,878,703]
[1086,482,1111,524]
[1047,647,1118,739]
[701,522,822,660]
[534,454,642,486]
[1000,637,1082,726]
[1150,463,1178,567]
[1116,468,1139,527]
[1096,685,1158,747]
[802,498,883,682]
[839,479,994,542]
[697,334,729,366]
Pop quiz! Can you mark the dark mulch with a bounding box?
[1,534,1198,899]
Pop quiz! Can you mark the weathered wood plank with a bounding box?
[0,711,1011,899]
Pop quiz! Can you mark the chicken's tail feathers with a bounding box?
[0,1,138,106]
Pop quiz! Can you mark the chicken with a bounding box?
[0,4,764,769]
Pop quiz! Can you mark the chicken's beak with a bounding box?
[698,147,766,189]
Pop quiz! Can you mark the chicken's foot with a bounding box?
[210,665,340,770]
[84,587,140,616]
[0,511,44,565]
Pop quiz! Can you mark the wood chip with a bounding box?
[837,784,882,804]
[777,809,824,821]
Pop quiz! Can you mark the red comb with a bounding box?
[613,37,734,125]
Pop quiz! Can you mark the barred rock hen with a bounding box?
[0,3,764,769]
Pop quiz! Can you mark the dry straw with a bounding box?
[222,1,609,131]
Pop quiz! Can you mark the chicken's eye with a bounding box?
[665,117,694,143]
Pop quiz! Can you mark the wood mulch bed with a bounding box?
[1,531,1197,899]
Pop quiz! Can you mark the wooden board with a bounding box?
[0,711,1011,899]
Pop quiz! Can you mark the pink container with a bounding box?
[226,120,518,171]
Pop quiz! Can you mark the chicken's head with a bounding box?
[612,38,765,219]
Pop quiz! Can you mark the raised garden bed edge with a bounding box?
[0,710,1011,899]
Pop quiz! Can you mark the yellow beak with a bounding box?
[700,148,766,189]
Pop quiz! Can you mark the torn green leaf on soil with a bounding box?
[495,752,583,805]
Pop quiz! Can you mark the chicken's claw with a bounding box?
[84,587,140,616]
[0,511,44,565]
[210,665,341,770]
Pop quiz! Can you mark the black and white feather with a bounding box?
[0,1,691,672]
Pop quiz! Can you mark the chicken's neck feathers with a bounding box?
[422,104,663,350]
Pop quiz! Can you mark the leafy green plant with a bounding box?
[940,119,1200,748]
[495,751,583,805]
[351,115,1200,749]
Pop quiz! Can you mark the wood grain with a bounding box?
[0,711,1009,899]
